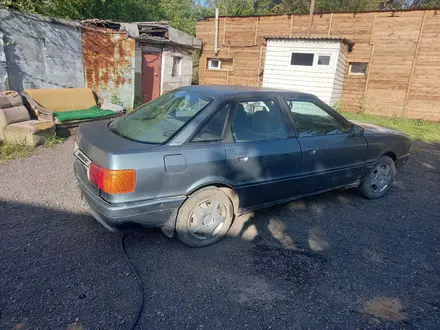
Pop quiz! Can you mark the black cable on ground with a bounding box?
[120,233,145,330]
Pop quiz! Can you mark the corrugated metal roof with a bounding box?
[264,36,355,46]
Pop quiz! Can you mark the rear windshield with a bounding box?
[109,90,211,144]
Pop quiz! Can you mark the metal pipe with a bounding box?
[214,8,219,54]
[307,0,315,37]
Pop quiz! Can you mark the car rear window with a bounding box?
[109,90,211,144]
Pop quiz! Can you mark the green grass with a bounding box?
[341,112,440,143]
[0,133,65,161]
[126,96,144,113]
[0,141,32,161]
[41,132,65,148]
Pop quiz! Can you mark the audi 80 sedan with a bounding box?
[74,85,411,247]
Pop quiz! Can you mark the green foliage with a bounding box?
[110,94,122,106]
[192,50,201,85]
[0,141,31,161]
[132,96,143,110]
[332,100,343,113]
[0,133,64,161]
[273,0,384,14]
[381,0,440,9]
[42,133,64,148]
[0,0,47,12]
[213,0,273,16]
[159,0,200,34]
[5,0,440,37]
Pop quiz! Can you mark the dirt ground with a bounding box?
[1,139,439,330]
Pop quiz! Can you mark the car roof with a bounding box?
[179,85,318,101]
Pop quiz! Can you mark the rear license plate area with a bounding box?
[74,149,92,167]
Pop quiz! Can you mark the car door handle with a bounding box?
[237,155,249,162]
[305,148,316,155]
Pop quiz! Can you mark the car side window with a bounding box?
[231,100,287,143]
[286,100,349,137]
[192,103,231,142]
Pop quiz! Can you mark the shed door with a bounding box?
[142,53,161,103]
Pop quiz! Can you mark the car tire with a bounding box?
[358,155,396,199]
[176,187,234,247]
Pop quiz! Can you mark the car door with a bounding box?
[284,98,368,193]
[225,98,302,209]
[176,102,232,194]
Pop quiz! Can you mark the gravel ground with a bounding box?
[1,139,440,330]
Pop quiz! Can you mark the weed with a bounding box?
[0,141,31,161]
[133,96,143,109]
[110,94,122,106]
[332,101,343,113]
[0,133,64,161]
[42,133,64,148]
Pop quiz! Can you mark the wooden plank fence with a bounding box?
[196,10,440,121]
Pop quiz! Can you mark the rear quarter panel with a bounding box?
[101,144,227,204]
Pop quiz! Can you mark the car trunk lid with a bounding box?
[74,120,155,201]
[76,120,156,167]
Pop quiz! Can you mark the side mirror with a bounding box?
[351,124,365,137]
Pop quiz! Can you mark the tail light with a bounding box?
[88,163,136,194]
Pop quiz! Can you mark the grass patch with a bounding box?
[42,132,65,148]
[341,112,440,143]
[0,141,32,161]
[0,133,65,161]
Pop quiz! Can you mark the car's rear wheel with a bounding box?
[176,187,234,247]
[358,155,396,199]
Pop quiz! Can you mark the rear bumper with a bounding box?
[396,153,410,169]
[75,173,185,232]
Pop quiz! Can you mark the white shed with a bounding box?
[262,37,353,106]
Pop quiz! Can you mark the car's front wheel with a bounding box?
[358,155,396,199]
[176,187,234,247]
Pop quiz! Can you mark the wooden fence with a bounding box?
[196,10,440,121]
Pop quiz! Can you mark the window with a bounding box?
[291,53,314,66]
[286,100,350,137]
[317,55,331,66]
[192,103,231,142]
[109,90,211,144]
[208,58,221,70]
[207,58,233,71]
[172,57,181,76]
[232,100,287,142]
[349,62,368,75]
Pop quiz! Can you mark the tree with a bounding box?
[272,0,384,14]
[0,0,48,12]
[159,0,212,34]
[381,0,440,9]
[271,0,440,13]
[207,0,274,16]
[0,0,210,35]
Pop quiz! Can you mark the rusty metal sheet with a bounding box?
[82,27,135,108]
